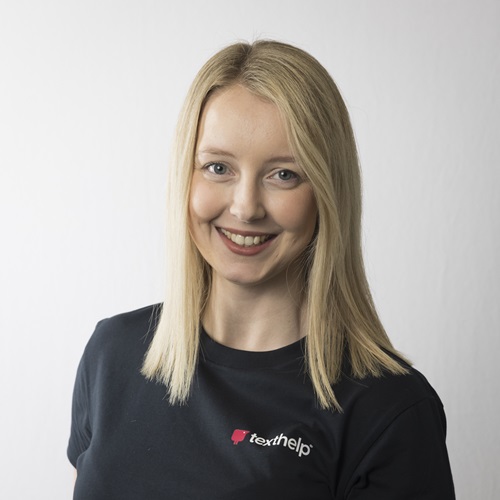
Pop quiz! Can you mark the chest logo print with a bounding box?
[230,429,313,458]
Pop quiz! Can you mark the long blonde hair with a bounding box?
[142,40,408,410]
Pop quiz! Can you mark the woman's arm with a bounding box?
[344,398,455,499]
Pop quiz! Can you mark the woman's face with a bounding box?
[189,84,317,289]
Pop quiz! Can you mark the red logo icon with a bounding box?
[231,429,250,445]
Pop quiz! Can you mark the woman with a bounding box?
[69,40,455,499]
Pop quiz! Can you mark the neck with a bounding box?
[202,272,307,352]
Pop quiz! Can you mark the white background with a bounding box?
[1,1,499,498]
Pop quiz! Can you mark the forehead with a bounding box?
[196,85,291,155]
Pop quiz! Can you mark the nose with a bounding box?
[229,177,266,223]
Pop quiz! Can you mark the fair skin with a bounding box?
[189,84,318,351]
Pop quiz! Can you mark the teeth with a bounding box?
[220,228,271,247]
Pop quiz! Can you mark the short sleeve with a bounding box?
[67,337,94,467]
[345,397,455,500]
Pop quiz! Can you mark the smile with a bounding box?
[220,228,274,247]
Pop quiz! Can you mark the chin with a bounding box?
[222,272,268,287]
[214,263,292,289]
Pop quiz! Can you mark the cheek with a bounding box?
[276,190,318,236]
[189,178,223,224]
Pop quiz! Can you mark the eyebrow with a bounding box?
[197,148,296,164]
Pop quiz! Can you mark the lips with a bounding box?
[219,228,274,247]
[214,225,278,256]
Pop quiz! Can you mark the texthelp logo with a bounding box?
[231,429,313,458]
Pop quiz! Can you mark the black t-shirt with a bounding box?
[68,305,455,499]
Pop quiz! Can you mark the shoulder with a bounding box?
[335,366,454,498]
[338,358,444,421]
[335,360,448,464]
[68,304,162,467]
[81,303,162,371]
[333,365,453,497]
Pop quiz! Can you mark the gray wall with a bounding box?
[1,1,498,498]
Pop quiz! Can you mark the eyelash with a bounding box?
[271,170,298,182]
[204,162,228,175]
[202,162,302,185]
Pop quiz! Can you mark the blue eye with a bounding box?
[206,162,228,175]
[274,170,298,181]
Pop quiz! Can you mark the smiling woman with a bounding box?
[68,40,455,499]
[189,84,317,296]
